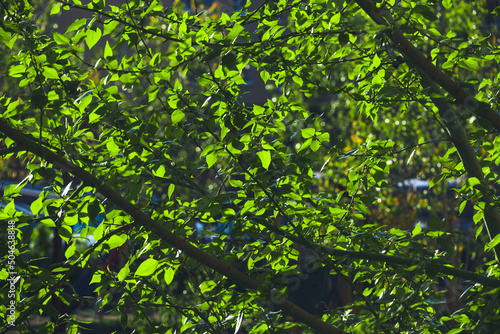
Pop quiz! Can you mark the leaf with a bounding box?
[120,313,128,329]
[85,27,102,50]
[168,184,175,199]
[428,214,445,230]
[0,27,12,46]
[310,140,320,151]
[222,53,236,69]
[201,44,223,62]
[227,23,244,41]
[3,183,20,197]
[171,109,186,124]
[154,165,166,177]
[90,272,102,284]
[461,58,478,71]
[136,258,159,277]
[117,265,130,282]
[50,3,61,15]
[31,89,48,109]
[164,267,175,285]
[206,152,218,168]
[199,280,217,293]
[414,5,438,21]
[257,150,271,169]
[104,41,113,59]
[67,18,87,32]
[329,207,347,216]
[330,12,341,25]
[43,67,59,79]
[301,128,315,138]
[318,132,329,142]
[412,222,422,236]
[30,195,44,216]
[106,235,127,248]
[459,200,467,215]
[485,233,500,251]
[338,33,349,46]
[399,24,417,34]
[260,70,270,83]
[65,243,77,259]
[292,76,303,86]
[467,177,481,188]
[371,54,381,68]
[443,0,452,9]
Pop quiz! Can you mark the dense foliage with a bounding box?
[2,0,500,332]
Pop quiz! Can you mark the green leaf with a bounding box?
[222,53,237,69]
[120,313,128,329]
[257,150,271,169]
[67,18,87,32]
[90,272,102,284]
[168,184,175,199]
[372,54,381,68]
[154,165,166,177]
[206,152,218,168]
[329,207,347,216]
[50,3,61,15]
[171,110,185,124]
[104,41,113,59]
[199,280,217,293]
[227,23,244,41]
[103,19,120,35]
[260,70,270,83]
[43,67,59,79]
[428,214,445,230]
[485,233,500,251]
[65,243,77,259]
[330,12,341,25]
[293,76,303,86]
[53,32,71,45]
[136,258,159,277]
[301,128,315,138]
[459,200,467,215]
[202,45,223,62]
[467,177,481,188]
[443,0,452,9]
[298,138,312,152]
[3,183,20,197]
[461,58,478,71]
[30,196,44,216]
[117,265,130,282]
[85,27,102,50]
[414,5,438,21]
[412,222,422,236]
[106,235,127,248]
[310,140,320,151]
[0,27,15,49]
[338,33,349,46]
[317,132,330,143]
[164,267,175,285]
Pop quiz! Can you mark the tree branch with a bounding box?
[417,69,500,261]
[0,119,342,334]
[354,0,500,131]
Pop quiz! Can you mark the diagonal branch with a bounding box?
[0,119,342,334]
[354,0,500,131]
[417,69,500,261]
